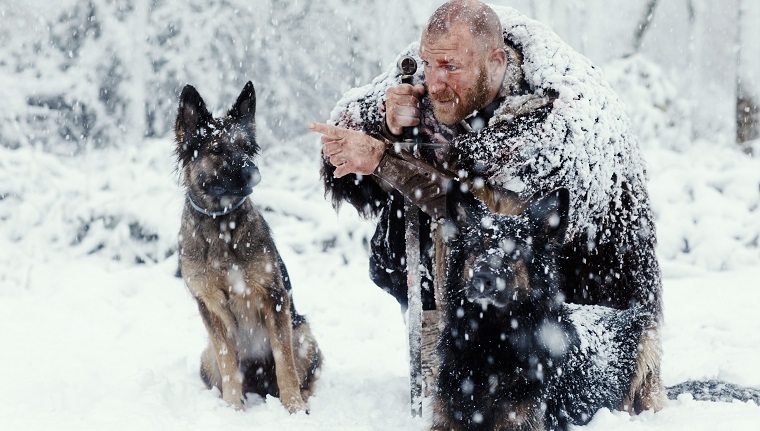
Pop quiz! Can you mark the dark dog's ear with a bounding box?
[229,81,256,128]
[444,180,489,233]
[525,188,570,243]
[177,84,211,135]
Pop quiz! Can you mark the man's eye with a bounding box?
[446,65,458,71]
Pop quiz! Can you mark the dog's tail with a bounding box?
[667,380,760,404]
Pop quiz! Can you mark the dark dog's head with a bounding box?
[444,182,569,311]
[175,82,261,210]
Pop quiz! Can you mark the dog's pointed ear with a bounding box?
[525,188,570,243]
[229,81,256,126]
[444,180,488,235]
[177,84,211,135]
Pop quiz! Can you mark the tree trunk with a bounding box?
[631,0,659,54]
[736,95,758,154]
[737,0,759,154]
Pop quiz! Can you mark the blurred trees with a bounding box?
[500,0,758,152]
[0,0,419,155]
[0,0,757,154]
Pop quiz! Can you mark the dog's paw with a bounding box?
[281,393,308,414]
[222,389,245,411]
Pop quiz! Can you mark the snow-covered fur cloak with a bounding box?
[321,6,662,323]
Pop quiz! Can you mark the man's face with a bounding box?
[420,24,492,125]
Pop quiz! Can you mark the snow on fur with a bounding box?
[474,6,649,242]
[329,6,651,244]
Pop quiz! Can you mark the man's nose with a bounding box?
[426,71,446,94]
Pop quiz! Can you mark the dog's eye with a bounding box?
[238,139,256,154]
[210,145,223,154]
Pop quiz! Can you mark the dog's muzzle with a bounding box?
[465,256,511,308]
[467,271,508,307]
[247,164,262,189]
[208,163,261,197]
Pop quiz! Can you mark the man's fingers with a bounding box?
[413,84,426,98]
[311,121,384,176]
[333,162,354,178]
[333,165,347,178]
[388,87,421,108]
[310,122,353,161]
[388,104,421,132]
[328,154,345,166]
[386,82,423,136]
[388,83,416,97]
[308,122,348,139]
[389,113,420,129]
[329,154,351,178]
[322,141,343,157]
[321,135,341,145]
[394,105,419,118]
[391,83,424,99]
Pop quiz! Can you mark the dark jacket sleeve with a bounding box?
[372,150,454,219]
[373,148,528,220]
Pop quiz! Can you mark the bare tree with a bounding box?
[737,0,759,154]
[631,0,658,54]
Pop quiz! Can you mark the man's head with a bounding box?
[420,0,506,125]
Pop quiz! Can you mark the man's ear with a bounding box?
[177,84,211,135]
[488,46,507,81]
[525,188,570,243]
[445,180,489,233]
[228,81,256,129]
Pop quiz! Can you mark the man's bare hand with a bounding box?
[385,83,425,136]
[309,122,386,178]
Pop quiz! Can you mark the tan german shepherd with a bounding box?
[175,82,321,413]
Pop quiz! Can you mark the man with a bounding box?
[309,0,665,413]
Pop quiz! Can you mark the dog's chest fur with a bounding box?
[180,200,285,360]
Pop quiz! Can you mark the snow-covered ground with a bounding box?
[2,0,759,428]
[0,133,759,430]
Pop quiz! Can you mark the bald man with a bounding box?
[311,0,665,423]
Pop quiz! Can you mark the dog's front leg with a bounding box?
[265,295,308,413]
[196,295,245,410]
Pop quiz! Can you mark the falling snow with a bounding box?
[0,1,759,430]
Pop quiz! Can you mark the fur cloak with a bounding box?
[320,6,662,319]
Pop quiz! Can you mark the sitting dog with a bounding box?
[175,82,321,412]
[432,184,653,430]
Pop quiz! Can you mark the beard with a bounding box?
[429,64,491,125]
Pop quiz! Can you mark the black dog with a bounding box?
[431,184,653,430]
